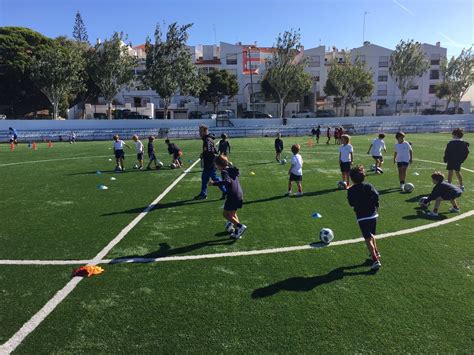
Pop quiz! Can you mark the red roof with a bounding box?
[195,59,221,65]
[133,44,146,50]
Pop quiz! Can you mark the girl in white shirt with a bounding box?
[393,132,413,190]
[288,144,304,196]
[339,134,354,188]
[367,133,387,174]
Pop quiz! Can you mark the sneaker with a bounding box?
[286,191,292,196]
[400,184,405,191]
[371,260,382,270]
[138,166,144,170]
[376,167,384,174]
[460,185,465,191]
[231,224,247,239]
[449,207,460,213]
[424,210,439,217]
[194,194,207,200]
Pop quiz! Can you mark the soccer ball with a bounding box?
[419,196,430,208]
[156,161,164,169]
[170,163,177,169]
[337,181,347,190]
[319,228,334,244]
[133,164,139,169]
[281,159,287,165]
[370,164,376,171]
[225,221,235,234]
[403,183,415,193]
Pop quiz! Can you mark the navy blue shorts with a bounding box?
[446,191,462,200]
[276,149,283,153]
[397,162,409,168]
[289,173,302,182]
[372,155,383,161]
[340,162,351,173]
[148,152,156,161]
[358,218,377,239]
[115,150,124,159]
[446,162,462,171]
[224,198,243,211]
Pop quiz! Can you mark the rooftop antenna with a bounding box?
[363,11,370,44]
[213,24,217,45]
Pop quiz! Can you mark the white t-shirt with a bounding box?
[135,140,144,153]
[114,140,125,150]
[370,138,386,156]
[339,144,353,163]
[290,154,303,176]
[395,141,412,162]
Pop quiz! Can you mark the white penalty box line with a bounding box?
[0,159,202,355]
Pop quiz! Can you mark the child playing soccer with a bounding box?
[339,134,354,188]
[367,133,387,174]
[423,171,463,217]
[218,134,231,156]
[347,165,381,270]
[112,134,131,171]
[165,139,183,167]
[132,135,144,170]
[315,125,321,144]
[8,127,18,145]
[208,155,246,240]
[393,132,413,190]
[288,144,303,196]
[443,128,470,191]
[326,127,331,144]
[146,136,158,170]
[275,133,284,163]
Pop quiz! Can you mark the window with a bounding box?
[307,55,321,67]
[226,54,237,65]
[409,85,419,90]
[313,71,320,82]
[431,53,440,65]
[378,71,388,82]
[376,99,387,107]
[429,84,437,94]
[359,55,366,64]
[377,84,387,96]
[378,56,389,67]
[430,69,439,80]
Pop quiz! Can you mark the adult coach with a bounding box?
[195,125,226,200]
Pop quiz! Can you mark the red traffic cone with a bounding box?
[10,143,14,151]
[32,142,37,150]
[48,140,53,148]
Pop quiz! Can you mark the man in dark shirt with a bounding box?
[424,171,462,217]
[274,133,284,163]
[347,165,381,270]
[443,128,470,191]
[195,125,226,199]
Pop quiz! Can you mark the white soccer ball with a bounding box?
[370,164,376,171]
[133,164,139,169]
[156,161,164,169]
[419,196,430,208]
[319,228,334,244]
[170,163,177,169]
[403,183,415,193]
[281,159,287,165]
[225,221,235,234]
[337,181,347,190]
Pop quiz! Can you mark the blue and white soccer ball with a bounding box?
[319,228,334,244]
[225,221,235,234]
[370,164,376,171]
[156,161,164,169]
[170,163,177,169]
[281,159,287,165]
[403,183,415,193]
[419,196,430,208]
[337,181,347,190]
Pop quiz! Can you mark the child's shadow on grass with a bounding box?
[405,194,427,202]
[251,261,376,299]
[102,198,215,216]
[244,188,338,206]
[112,240,236,263]
[402,210,448,220]
[378,187,403,195]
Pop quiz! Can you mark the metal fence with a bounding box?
[2,119,474,143]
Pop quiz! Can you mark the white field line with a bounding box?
[0,155,110,167]
[414,158,474,173]
[0,159,201,355]
[1,209,473,267]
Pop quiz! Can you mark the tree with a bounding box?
[72,11,89,43]
[143,22,204,119]
[437,47,474,113]
[262,29,312,118]
[89,32,137,119]
[0,27,52,117]
[30,38,85,119]
[323,54,374,116]
[199,70,239,113]
[389,39,430,114]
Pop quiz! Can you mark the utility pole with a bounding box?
[363,11,369,44]
[248,47,255,118]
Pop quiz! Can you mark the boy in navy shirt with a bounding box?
[424,171,463,217]
[209,155,246,239]
[274,133,284,163]
[165,139,183,167]
[444,128,470,191]
[347,165,381,271]
[218,134,231,156]
[146,136,158,170]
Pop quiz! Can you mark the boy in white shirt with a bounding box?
[367,133,387,174]
[393,132,413,190]
[339,134,353,188]
[112,134,131,171]
[287,144,303,196]
[132,135,144,170]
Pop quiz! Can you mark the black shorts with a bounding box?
[275,149,283,153]
[446,191,462,200]
[289,173,302,182]
[340,162,351,173]
[137,153,144,160]
[358,218,377,239]
[224,198,243,211]
[372,155,383,161]
[446,162,462,171]
[173,151,183,160]
[397,162,409,168]
[115,150,124,159]
[148,152,156,161]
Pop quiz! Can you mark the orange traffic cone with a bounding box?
[48,140,53,148]
[308,139,313,147]
[10,143,14,151]
[32,142,37,150]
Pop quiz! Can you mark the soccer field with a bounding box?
[1,133,473,353]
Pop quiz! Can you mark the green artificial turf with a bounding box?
[1,133,473,353]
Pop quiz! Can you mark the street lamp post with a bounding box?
[248,47,255,118]
[363,11,369,44]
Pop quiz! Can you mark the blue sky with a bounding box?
[0,0,472,57]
